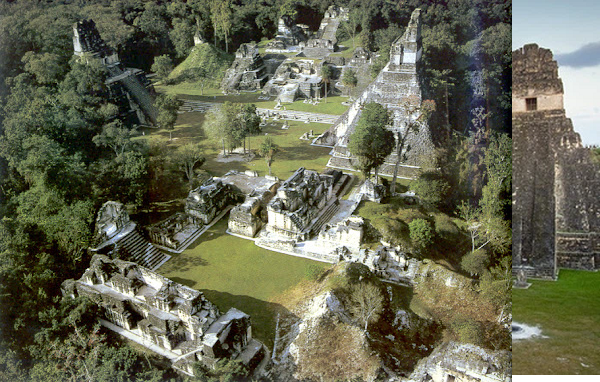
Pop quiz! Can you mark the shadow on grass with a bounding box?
[185,220,229,251]
[170,276,202,288]
[199,289,297,349]
[164,255,209,274]
[279,144,330,162]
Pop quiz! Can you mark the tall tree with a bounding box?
[173,143,205,188]
[155,94,182,140]
[348,102,395,182]
[150,54,173,81]
[92,121,137,157]
[260,137,279,176]
[341,68,358,98]
[210,0,233,53]
[348,282,384,333]
[321,64,333,103]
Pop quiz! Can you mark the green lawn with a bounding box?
[156,83,350,115]
[159,219,329,348]
[513,269,600,374]
[138,111,333,179]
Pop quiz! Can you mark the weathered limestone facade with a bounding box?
[147,178,241,252]
[262,58,325,102]
[409,342,511,382]
[318,8,435,179]
[62,255,266,376]
[92,201,171,270]
[299,5,346,58]
[185,178,242,226]
[228,182,279,238]
[513,44,600,279]
[264,167,350,241]
[221,43,268,92]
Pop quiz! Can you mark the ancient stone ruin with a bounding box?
[186,178,242,226]
[92,201,171,270]
[513,43,600,279]
[147,178,242,252]
[299,5,347,58]
[262,58,326,102]
[316,215,364,253]
[73,19,157,125]
[263,167,350,241]
[228,180,279,238]
[62,255,266,377]
[221,42,268,93]
[265,18,309,53]
[408,341,511,382]
[316,8,435,179]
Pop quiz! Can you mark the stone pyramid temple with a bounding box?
[315,8,435,179]
[512,44,600,279]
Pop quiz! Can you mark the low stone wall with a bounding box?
[556,232,599,271]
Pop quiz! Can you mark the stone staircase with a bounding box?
[117,229,171,270]
[107,66,157,124]
[304,198,340,237]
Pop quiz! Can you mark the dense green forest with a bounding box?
[0,0,511,380]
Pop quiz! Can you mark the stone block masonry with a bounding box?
[513,44,600,278]
[321,8,435,178]
[62,255,266,377]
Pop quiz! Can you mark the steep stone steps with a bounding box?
[305,198,340,236]
[107,66,157,124]
[117,229,171,271]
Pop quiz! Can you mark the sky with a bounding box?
[513,0,600,145]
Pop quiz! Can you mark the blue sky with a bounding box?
[513,0,600,145]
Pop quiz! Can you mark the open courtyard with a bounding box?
[512,270,600,374]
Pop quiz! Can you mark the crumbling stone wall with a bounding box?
[221,43,268,92]
[186,178,241,226]
[62,255,266,376]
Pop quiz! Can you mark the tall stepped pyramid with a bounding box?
[73,19,157,125]
[315,8,435,179]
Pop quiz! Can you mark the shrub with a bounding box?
[450,316,483,345]
[409,218,434,250]
[461,249,490,276]
[410,171,450,210]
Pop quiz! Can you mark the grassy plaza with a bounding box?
[512,269,600,374]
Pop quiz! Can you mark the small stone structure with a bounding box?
[262,58,325,102]
[408,341,511,382]
[513,44,600,279]
[221,42,268,92]
[264,167,350,241]
[317,8,435,179]
[92,201,171,270]
[62,255,266,376]
[228,180,279,238]
[266,18,309,53]
[299,5,346,58]
[186,178,242,226]
[349,47,371,66]
[194,31,205,46]
[73,19,157,125]
[317,215,364,253]
[147,178,241,252]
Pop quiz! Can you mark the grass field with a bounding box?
[159,219,329,348]
[155,83,350,115]
[138,111,333,179]
[513,269,600,375]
